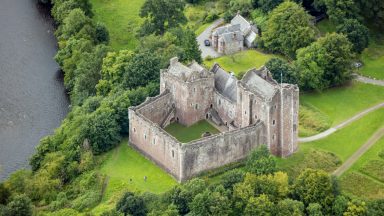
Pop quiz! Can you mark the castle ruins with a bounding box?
[129,57,299,182]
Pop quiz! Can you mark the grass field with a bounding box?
[360,31,384,79]
[204,50,277,77]
[339,136,384,199]
[90,0,144,50]
[278,108,384,179]
[299,105,331,137]
[165,120,220,143]
[300,81,384,127]
[92,140,177,213]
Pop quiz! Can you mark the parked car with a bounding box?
[354,62,363,68]
[204,39,210,46]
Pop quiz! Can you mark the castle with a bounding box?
[129,57,299,182]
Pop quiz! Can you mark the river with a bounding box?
[0,0,69,181]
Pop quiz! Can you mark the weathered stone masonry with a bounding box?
[129,57,299,182]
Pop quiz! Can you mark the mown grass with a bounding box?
[165,120,220,143]
[360,30,384,79]
[278,108,384,179]
[305,108,384,161]
[90,0,144,50]
[300,81,384,127]
[204,50,277,77]
[92,140,177,213]
[339,136,384,199]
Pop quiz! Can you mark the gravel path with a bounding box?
[197,18,224,58]
[355,74,384,86]
[300,75,384,143]
[333,127,384,177]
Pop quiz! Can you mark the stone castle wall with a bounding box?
[129,92,182,179]
[180,121,266,180]
[212,90,236,125]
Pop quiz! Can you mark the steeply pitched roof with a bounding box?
[222,31,244,44]
[241,67,277,99]
[213,24,241,36]
[231,14,251,33]
[211,64,238,102]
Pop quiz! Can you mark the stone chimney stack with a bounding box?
[170,57,178,66]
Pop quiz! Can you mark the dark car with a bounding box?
[204,39,210,46]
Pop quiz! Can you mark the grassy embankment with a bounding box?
[165,120,220,143]
[316,19,384,79]
[204,50,277,77]
[92,140,177,214]
[339,136,384,199]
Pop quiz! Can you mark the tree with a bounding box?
[220,169,245,191]
[295,33,354,90]
[263,1,316,58]
[122,51,161,90]
[178,28,202,63]
[116,192,147,216]
[95,22,110,44]
[344,199,367,216]
[336,19,369,54]
[189,186,232,216]
[354,0,384,30]
[6,194,33,216]
[245,145,277,175]
[0,183,10,205]
[52,0,93,24]
[367,199,384,216]
[244,194,274,216]
[275,199,305,216]
[84,107,121,154]
[320,0,359,24]
[139,0,186,35]
[265,58,297,84]
[57,9,94,41]
[332,195,349,216]
[257,0,283,13]
[307,203,323,216]
[292,169,335,212]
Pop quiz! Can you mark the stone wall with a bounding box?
[213,90,236,126]
[129,93,182,179]
[136,92,174,125]
[180,121,266,181]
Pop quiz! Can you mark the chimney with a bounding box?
[170,57,178,66]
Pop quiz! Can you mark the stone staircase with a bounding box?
[160,107,176,128]
[207,108,224,126]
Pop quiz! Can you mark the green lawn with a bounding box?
[338,136,384,199]
[90,0,144,50]
[299,104,331,137]
[204,50,277,77]
[92,140,177,213]
[360,30,384,79]
[305,108,384,161]
[165,120,220,143]
[300,81,384,127]
[278,108,384,179]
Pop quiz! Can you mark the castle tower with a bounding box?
[160,57,215,126]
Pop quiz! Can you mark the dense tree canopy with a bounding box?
[245,145,277,175]
[265,58,297,84]
[139,0,187,35]
[263,1,316,58]
[337,19,369,54]
[295,33,354,90]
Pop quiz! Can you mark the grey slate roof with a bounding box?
[222,31,244,43]
[213,24,241,36]
[211,64,238,102]
[241,68,277,99]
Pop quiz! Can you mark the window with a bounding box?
[219,99,221,105]
[133,128,136,133]
[153,138,156,145]
[273,134,276,140]
[193,88,196,93]
[274,105,277,109]
[245,111,247,115]
[144,134,147,140]
[254,115,257,119]
[195,104,198,110]
[172,150,174,158]
[293,124,297,132]
[273,120,276,125]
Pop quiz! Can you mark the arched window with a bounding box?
[172,150,174,158]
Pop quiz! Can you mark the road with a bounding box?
[333,127,384,177]
[196,18,224,58]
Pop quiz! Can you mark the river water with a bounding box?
[0,0,69,181]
